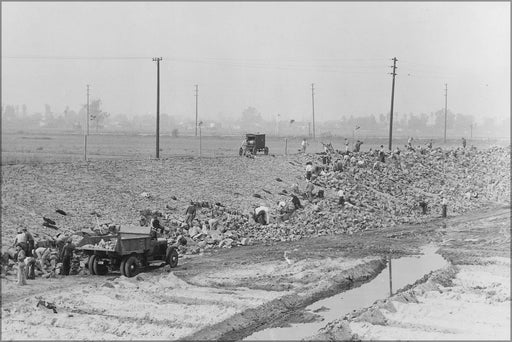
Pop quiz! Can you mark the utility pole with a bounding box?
[311,83,315,140]
[276,113,280,137]
[153,57,162,159]
[84,84,90,161]
[444,83,448,144]
[195,84,198,137]
[388,57,397,151]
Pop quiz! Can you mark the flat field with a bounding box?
[2,131,508,164]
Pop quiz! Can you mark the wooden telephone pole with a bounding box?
[153,57,162,159]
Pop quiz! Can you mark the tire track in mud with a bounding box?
[181,258,386,341]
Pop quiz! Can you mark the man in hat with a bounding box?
[13,230,28,254]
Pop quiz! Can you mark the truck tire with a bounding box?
[120,257,127,277]
[252,147,257,155]
[92,257,108,275]
[124,255,138,277]
[88,255,97,275]
[166,247,179,268]
[264,147,269,155]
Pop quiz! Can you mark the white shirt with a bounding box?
[305,164,313,172]
[255,206,270,223]
[337,190,344,198]
[14,232,27,244]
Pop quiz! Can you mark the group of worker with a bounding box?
[4,228,76,286]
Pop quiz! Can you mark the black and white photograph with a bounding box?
[1,1,510,340]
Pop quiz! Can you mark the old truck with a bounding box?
[76,225,178,277]
[239,133,269,156]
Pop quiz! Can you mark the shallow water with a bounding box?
[245,244,448,340]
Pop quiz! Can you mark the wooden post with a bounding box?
[388,255,393,296]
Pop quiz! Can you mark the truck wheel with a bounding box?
[166,247,179,268]
[124,255,138,277]
[88,255,97,275]
[93,257,108,275]
[120,257,127,277]
[264,147,269,155]
[252,147,257,155]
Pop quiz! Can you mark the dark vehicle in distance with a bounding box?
[239,133,269,156]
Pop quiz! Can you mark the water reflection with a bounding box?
[245,244,448,341]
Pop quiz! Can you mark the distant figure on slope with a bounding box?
[301,138,308,153]
[462,137,467,148]
[354,140,363,152]
[305,161,313,180]
[185,202,197,228]
[378,145,386,163]
[337,188,345,206]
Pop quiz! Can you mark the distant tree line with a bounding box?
[1,102,508,138]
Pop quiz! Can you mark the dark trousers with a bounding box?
[338,197,345,205]
[61,256,71,275]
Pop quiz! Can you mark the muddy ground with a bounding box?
[2,204,509,340]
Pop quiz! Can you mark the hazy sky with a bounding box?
[2,2,510,124]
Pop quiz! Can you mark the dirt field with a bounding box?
[1,134,510,340]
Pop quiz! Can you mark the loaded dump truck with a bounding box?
[76,225,178,277]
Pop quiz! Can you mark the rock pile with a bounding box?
[1,146,508,255]
[171,145,510,250]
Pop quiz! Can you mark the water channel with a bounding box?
[245,244,449,340]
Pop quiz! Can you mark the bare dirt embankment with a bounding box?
[1,145,510,340]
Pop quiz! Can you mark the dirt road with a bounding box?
[2,204,509,340]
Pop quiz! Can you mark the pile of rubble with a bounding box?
[2,145,508,258]
[158,145,510,253]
